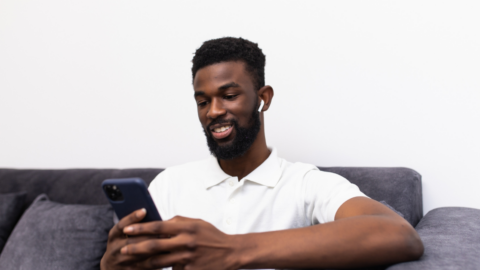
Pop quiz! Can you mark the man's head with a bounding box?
[192,37,271,160]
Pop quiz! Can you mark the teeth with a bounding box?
[214,126,231,133]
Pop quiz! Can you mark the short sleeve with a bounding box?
[303,170,367,224]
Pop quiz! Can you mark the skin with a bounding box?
[101,61,424,270]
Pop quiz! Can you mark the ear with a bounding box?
[257,85,274,112]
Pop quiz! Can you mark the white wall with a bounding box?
[1,1,479,214]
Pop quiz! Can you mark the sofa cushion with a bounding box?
[0,192,26,253]
[386,207,480,270]
[319,167,422,226]
[0,168,163,207]
[379,200,404,218]
[0,194,114,270]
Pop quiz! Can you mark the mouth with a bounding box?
[210,124,234,140]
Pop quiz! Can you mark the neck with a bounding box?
[218,122,270,181]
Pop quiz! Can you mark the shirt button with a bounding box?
[229,198,235,204]
[228,179,235,186]
[226,218,232,225]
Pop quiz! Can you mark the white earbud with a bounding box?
[258,99,264,112]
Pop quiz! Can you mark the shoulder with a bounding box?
[280,161,359,196]
[304,166,350,183]
[282,160,347,182]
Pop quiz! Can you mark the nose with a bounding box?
[206,98,226,119]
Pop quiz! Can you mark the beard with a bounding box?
[203,103,261,160]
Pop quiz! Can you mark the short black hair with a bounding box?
[192,37,266,90]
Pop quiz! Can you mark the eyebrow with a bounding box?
[194,91,205,98]
[194,82,240,98]
[218,82,240,90]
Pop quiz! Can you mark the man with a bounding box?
[101,37,423,270]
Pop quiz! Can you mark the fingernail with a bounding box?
[124,226,133,233]
[120,246,128,254]
[136,208,146,218]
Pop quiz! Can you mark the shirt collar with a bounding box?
[202,148,282,189]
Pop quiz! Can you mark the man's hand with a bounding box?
[100,209,157,270]
[121,216,240,270]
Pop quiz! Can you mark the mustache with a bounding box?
[206,118,237,130]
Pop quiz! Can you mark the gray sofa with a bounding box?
[0,167,478,269]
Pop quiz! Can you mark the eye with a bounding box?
[224,94,238,100]
[197,101,208,107]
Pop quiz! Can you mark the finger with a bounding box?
[124,235,155,245]
[111,237,159,267]
[123,218,191,236]
[134,251,192,269]
[116,253,149,266]
[110,208,147,239]
[122,235,191,256]
[172,264,185,270]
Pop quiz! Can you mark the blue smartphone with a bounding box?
[102,178,162,222]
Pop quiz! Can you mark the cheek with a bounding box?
[228,104,254,126]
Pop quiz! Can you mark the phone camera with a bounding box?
[104,185,124,201]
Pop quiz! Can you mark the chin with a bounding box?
[214,140,236,151]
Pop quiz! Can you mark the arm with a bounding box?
[235,197,424,269]
[121,197,423,269]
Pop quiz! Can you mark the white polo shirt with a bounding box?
[149,148,366,237]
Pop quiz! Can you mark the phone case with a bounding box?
[102,178,162,222]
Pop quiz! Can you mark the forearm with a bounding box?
[233,215,423,269]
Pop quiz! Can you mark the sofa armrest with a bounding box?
[387,207,480,270]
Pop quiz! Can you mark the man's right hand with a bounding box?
[100,208,154,270]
